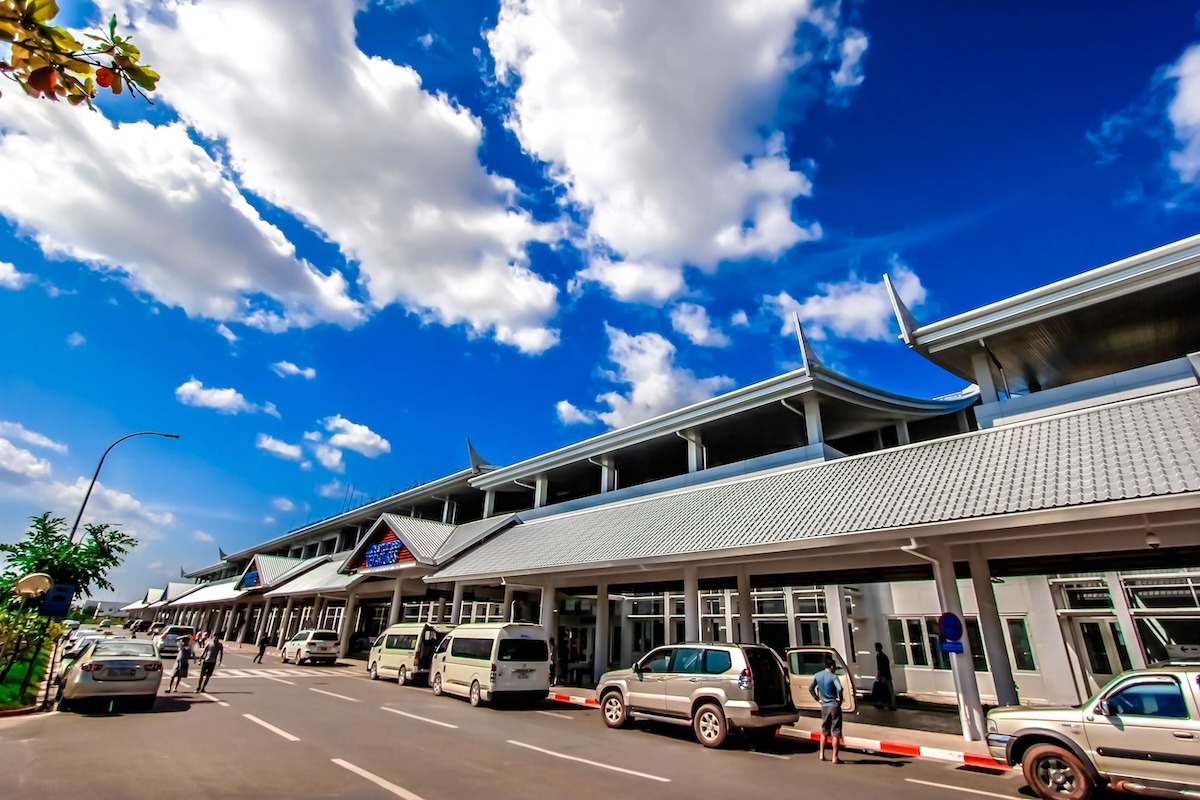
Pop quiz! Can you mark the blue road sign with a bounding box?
[938,611,963,641]
[39,584,75,619]
[941,640,965,654]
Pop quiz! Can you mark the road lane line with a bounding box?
[201,692,229,707]
[264,676,296,685]
[332,759,426,800]
[243,714,300,742]
[309,687,360,702]
[904,779,1018,799]
[507,740,670,783]
[749,751,789,760]
[379,706,458,729]
[535,710,573,719]
[222,669,250,677]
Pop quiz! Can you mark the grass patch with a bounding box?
[0,645,53,710]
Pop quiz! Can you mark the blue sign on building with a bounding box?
[365,538,405,568]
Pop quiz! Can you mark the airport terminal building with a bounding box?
[125,235,1200,741]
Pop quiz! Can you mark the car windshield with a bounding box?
[92,642,157,658]
[311,632,339,642]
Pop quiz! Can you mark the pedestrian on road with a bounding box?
[809,657,844,764]
[196,634,224,693]
[874,642,896,710]
[165,636,193,693]
[253,632,269,664]
[548,637,557,685]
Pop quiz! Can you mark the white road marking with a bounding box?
[748,751,789,760]
[535,710,573,719]
[263,669,295,676]
[242,714,300,742]
[222,669,250,677]
[201,692,229,707]
[332,758,426,800]
[904,779,1019,799]
[379,706,458,729]
[507,740,670,783]
[309,687,360,702]
[264,676,296,685]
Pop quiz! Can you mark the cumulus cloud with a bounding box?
[193,530,215,543]
[176,378,276,415]
[29,477,174,542]
[262,515,276,525]
[558,325,734,429]
[216,324,238,344]
[0,421,67,453]
[313,444,345,474]
[66,332,86,347]
[102,0,561,352]
[764,260,927,342]
[272,361,316,380]
[0,260,33,290]
[0,438,53,483]
[670,302,730,347]
[316,478,345,499]
[1166,44,1200,184]
[321,415,391,457]
[730,309,750,328]
[489,1,863,302]
[272,497,296,512]
[255,433,303,461]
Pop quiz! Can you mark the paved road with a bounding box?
[0,648,1037,800]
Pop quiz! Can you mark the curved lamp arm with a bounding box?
[68,431,180,544]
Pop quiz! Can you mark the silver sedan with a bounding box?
[57,639,163,711]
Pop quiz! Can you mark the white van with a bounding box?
[368,623,454,685]
[429,623,550,707]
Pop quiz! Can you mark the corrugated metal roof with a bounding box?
[248,554,303,587]
[432,388,1200,581]
[265,556,357,597]
[435,513,518,562]
[377,514,455,562]
[169,578,244,606]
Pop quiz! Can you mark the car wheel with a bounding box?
[55,689,72,713]
[601,691,628,729]
[431,672,443,696]
[469,680,483,707]
[1022,743,1095,800]
[280,650,289,664]
[295,652,305,666]
[693,702,728,748]
[396,666,407,686]
[368,662,378,680]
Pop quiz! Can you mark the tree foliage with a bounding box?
[0,512,138,599]
[1,0,159,108]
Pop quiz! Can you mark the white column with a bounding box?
[540,578,557,628]
[803,395,823,445]
[502,584,516,622]
[450,582,465,625]
[388,578,405,626]
[482,490,496,519]
[683,566,700,641]
[278,597,295,641]
[620,598,634,664]
[926,543,986,742]
[1104,571,1147,669]
[895,420,911,445]
[434,598,446,624]
[824,585,849,659]
[736,567,755,644]
[682,429,704,473]
[599,455,617,493]
[534,474,549,509]
[594,581,610,684]
[235,604,253,644]
[254,598,273,641]
[338,591,358,657]
[971,351,1000,403]
[968,546,1019,706]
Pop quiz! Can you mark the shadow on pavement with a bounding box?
[69,696,192,715]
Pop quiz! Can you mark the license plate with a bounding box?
[110,668,136,676]
[517,673,529,679]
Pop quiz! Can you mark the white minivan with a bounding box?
[368,622,454,685]
[429,623,550,707]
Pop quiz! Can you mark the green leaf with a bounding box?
[108,13,116,38]
[125,64,158,91]
[118,42,139,60]
[27,0,59,24]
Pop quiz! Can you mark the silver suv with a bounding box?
[987,661,1200,800]
[596,643,799,748]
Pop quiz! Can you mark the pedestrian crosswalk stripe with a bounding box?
[208,668,320,679]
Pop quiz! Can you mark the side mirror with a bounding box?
[1097,700,1113,717]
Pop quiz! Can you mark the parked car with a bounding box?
[596,642,799,748]
[56,638,162,712]
[986,662,1200,800]
[129,619,151,633]
[369,622,454,685]
[281,630,340,665]
[64,632,110,661]
[155,625,195,657]
[146,622,166,638]
[429,623,550,706]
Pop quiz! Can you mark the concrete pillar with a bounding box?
[502,584,516,622]
[682,429,704,473]
[312,597,325,629]
[620,598,634,664]
[968,546,1019,707]
[254,599,273,642]
[803,395,823,445]
[971,351,1000,404]
[955,409,970,433]
[540,578,558,629]
[783,588,799,647]
[1104,571,1147,670]
[222,604,238,640]
[338,591,358,657]
[441,497,453,524]
[824,585,849,660]
[450,582,465,625]
[736,567,755,644]
[388,578,405,626]
[925,543,986,742]
[279,597,295,642]
[683,566,700,641]
[895,420,911,445]
[235,604,253,644]
[482,490,496,519]
[599,455,617,493]
[534,474,549,509]
[594,581,610,684]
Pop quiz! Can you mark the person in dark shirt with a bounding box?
[874,642,896,710]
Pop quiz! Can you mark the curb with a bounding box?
[780,727,1009,770]
[549,691,599,708]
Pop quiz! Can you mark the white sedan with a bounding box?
[57,639,163,712]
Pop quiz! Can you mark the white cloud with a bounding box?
[0,421,67,453]
[670,303,730,347]
[316,478,344,498]
[272,497,295,512]
[1166,44,1200,184]
[109,0,561,353]
[193,530,215,543]
[39,477,173,541]
[262,515,276,525]
[764,260,927,342]
[216,324,238,344]
[0,260,33,289]
[489,2,859,302]
[176,378,276,415]
[0,438,53,483]
[321,415,391,457]
[730,309,750,328]
[556,400,596,426]
[255,433,303,461]
[561,325,734,430]
[313,444,345,474]
[830,28,869,90]
[66,331,86,347]
[272,361,316,380]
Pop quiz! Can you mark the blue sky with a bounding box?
[2,0,1198,600]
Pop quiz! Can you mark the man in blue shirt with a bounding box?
[808,658,844,763]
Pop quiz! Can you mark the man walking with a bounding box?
[165,636,193,694]
[196,634,225,693]
[808,657,844,764]
[874,642,896,710]
[253,632,270,664]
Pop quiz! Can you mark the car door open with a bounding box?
[786,646,857,713]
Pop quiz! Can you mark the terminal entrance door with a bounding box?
[1071,617,1133,694]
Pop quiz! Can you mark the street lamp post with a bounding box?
[67,431,180,544]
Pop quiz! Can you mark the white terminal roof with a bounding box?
[264,556,358,597]
[169,577,244,607]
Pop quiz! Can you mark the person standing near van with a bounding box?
[809,658,844,764]
[548,637,557,685]
[873,642,895,710]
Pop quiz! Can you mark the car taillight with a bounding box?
[490,662,497,683]
[738,667,752,690]
[80,662,102,672]
[143,662,161,671]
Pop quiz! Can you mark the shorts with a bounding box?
[200,661,216,678]
[820,704,843,737]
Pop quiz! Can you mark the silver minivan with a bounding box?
[430,623,551,706]
[368,622,454,685]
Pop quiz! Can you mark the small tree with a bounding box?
[1,0,159,108]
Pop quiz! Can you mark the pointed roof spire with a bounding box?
[467,438,493,474]
[792,312,822,372]
[884,272,921,346]
[180,566,186,579]
[218,546,228,560]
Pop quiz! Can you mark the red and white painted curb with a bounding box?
[549,691,599,708]
[780,727,1009,770]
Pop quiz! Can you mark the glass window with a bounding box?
[703,649,732,674]
[671,647,704,674]
[1006,619,1037,671]
[966,618,988,673]
[888,619,908,666]
[926,616,951,671]
[1107,680,1190,719]
[907,619,928,666]
[789,650,828,676]
[498,639,549,662]
[374,634,387,648]
[640,648,673,674]
[396,634,417,650]
[451,637,493,660]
